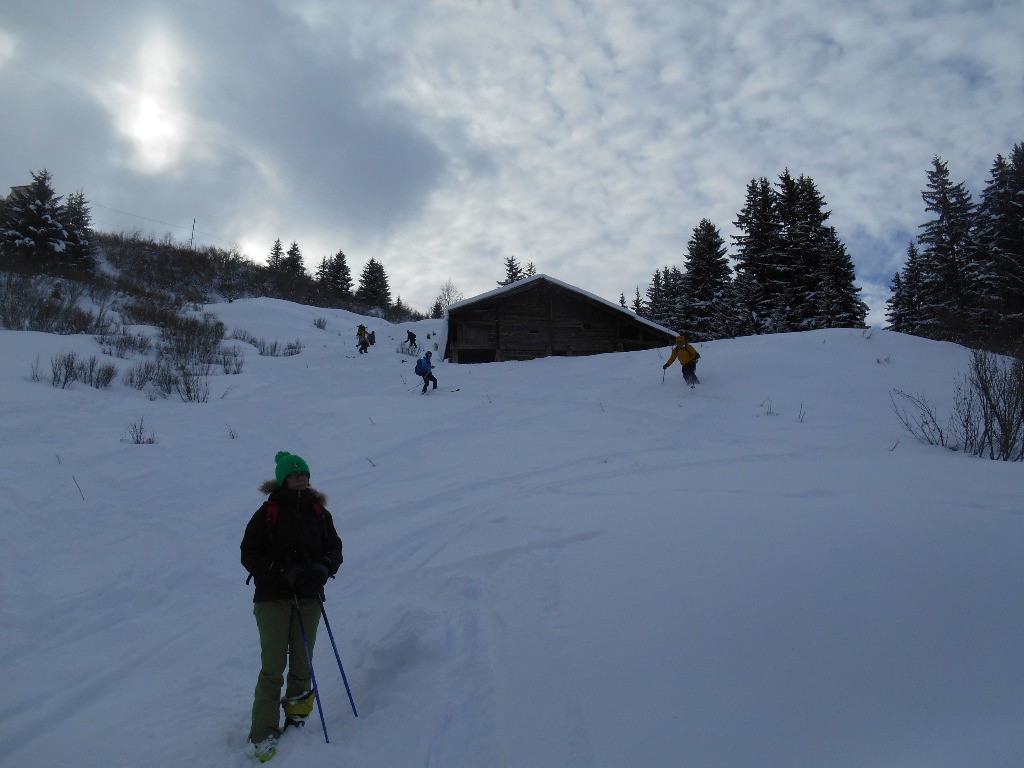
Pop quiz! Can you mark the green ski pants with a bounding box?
[248,598,321,742]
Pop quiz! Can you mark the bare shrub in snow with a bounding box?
[229,328,303,356]
[892,349,1024,461]
[51,352,79,388]
[123,417,157,444]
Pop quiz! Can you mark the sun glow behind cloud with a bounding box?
[0,31,17,68]
[108,29,192,173]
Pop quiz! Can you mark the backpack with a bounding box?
[414,358,428,376]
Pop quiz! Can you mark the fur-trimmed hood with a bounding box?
[259,479,327,506]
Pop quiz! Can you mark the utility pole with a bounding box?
[189,218,196,249]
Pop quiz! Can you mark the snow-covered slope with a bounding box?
[1,298,1021,768]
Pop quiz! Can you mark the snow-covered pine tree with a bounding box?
[61,190,96,268]
[732,177,781,334]
[811,228,868,328]
[643,266,684,330]
[355,257,392,310]
[663,266,687,332]
[973,142,1024,349]
[0,169,70,260]
[772,169,821,332]
[886,243,927,334]
[886,272,908,333]
[681,218,735,341]
[915,156,977,341]
[784,175,867,329]
[644,269,664,324]
[785,173,829,330]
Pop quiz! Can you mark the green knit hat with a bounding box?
[275,451,310,485]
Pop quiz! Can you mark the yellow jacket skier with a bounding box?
[663,335,700,387]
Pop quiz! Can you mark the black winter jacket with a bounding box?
[241,481,344,602]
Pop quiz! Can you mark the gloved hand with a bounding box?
[662,363,669,370]
[282,564,304,587]
[300,561,330,593]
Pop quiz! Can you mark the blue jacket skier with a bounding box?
[415,351,437,394]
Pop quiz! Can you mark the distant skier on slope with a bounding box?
[415,350,438,394]
[240,452,344,762]
[663,334,700,388]
[356,324,369,354]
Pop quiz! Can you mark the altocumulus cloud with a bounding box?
[1,0,1022,320]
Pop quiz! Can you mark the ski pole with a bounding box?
[317,596,359,717]
[292,594,330,743]
[661,367,666,384]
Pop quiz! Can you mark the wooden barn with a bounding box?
[443,274,677,363]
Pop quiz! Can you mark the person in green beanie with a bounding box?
[240,452,344,762]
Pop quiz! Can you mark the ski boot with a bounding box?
[247,734,278,763]
[282,689,315,730]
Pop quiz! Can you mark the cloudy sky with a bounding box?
[2,0,1022,322]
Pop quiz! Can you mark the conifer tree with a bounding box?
[732,177,781,333]
[61,190,95,268]
[334,249,353,295]
[811,229,869,328]
[973,143,1024,347]
[644,266,686,331]
[732,171,865,334]
[267,239,285,271]
[770,169,812,330]
[644,269,662,318]
[631,287,644,314]
[316,249,353,296]
[886,272,908,333]
[680,219,736,341]
[498,255,526,285]
[392,295,408,318]
[787,175,867,329]
[644,269,672,327]
[915,156,977,340]
[886,243,927,334]
[356,258,391,309]
[282,241,305,276]
[0,169,69,260]
[663,266,687,331]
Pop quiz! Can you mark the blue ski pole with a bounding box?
[317,596,359,717]
[293,594,330,743]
